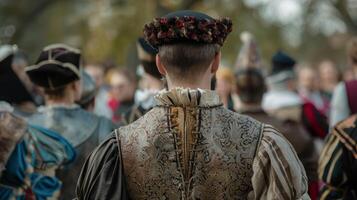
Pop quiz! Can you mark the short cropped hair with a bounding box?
[235,68,266,104]
[44,86,67,99]
[158,43,220,79]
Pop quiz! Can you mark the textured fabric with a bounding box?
[27,105,116,199]
[330,82,350,128]
[77,88,309,199]
[241,110,318,183]
[0,112,26,176]
[318,114,357,200]
[0,112,75,200]
[250,126,310,200]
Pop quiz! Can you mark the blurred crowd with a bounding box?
[0,26,357,199]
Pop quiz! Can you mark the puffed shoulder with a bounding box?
[250,124,310,200]
[75,131,129,200]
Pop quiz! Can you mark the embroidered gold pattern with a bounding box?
[118,88,262,199]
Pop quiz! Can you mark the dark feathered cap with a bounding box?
[268,50,296,84]
[136,37,161,79]
[26,44,81,89]
[0,45,34,104]
[143,10,232,48]
[271,51,296,75]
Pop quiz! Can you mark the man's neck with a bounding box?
[46,97,75,106]
[167,77,211,90]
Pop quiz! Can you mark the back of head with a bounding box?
[143,10,232,83]
[26,44,81,99]
[235,68,266,104]
[158,43,219,80]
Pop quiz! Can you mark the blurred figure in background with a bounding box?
[123,38,163,124]
[107,68,137,123]
[215,66,235,110]
[85,64,112,119]
[76,71,97,112]
[298,65,330,116]
[25,44,116,199]
[236,68,319,200]
[233,31,262,111]
[318,60,340,101]
[0,102,75,199]
[319,114,357,199]
[0,45,38,117]
[330,37,357,128]
[263,51,329,140]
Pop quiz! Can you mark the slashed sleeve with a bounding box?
[76,131,129,200]
[318,130,348,199]
[250,124,310,200]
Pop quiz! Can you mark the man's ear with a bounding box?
[211,52,221,73]
[156,55,167,76]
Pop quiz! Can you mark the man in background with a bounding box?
[318,60,340,102]
[330,37,357,128]
[26,44,116,199]
[85,64,112,119]
[123,37,163,124]
[107,68,137,123]
[263,51,329,140]
[297,65,330,116]
[236,68,319,199]
[0,45,38,117]
[76,71,97,112]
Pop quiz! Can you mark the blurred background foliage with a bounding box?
[0,0,356,71]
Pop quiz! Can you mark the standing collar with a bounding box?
[155,88,222,107]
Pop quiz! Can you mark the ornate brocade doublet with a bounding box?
[76,88,309,200]
[118,88,263,199]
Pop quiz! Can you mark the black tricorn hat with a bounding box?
[0,45,34,104]
[26,44,81,89]
[136,37,161,79]
[143,10,232,48]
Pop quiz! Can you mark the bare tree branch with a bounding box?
[332,0,357,33]
[10,0,63,43]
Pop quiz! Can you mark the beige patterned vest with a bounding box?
[118,88,263,199]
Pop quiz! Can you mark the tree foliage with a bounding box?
[0,0,356,70]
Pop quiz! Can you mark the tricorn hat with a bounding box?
[26,44,81,89]
[0,45,34,104]
[143,10,232,48]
